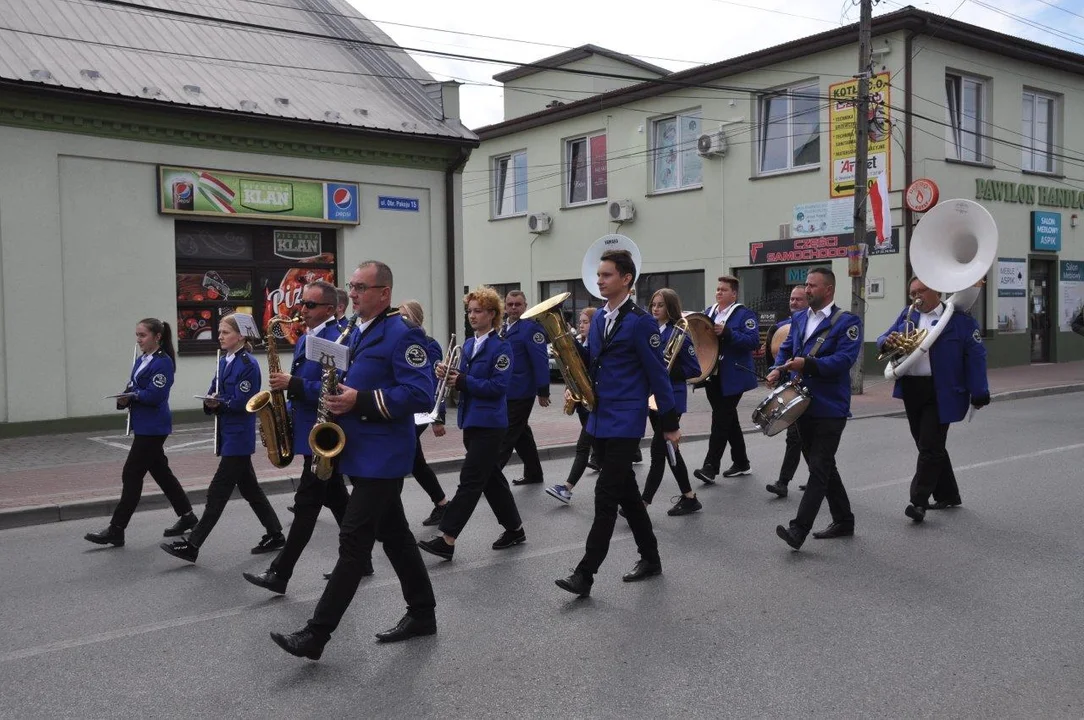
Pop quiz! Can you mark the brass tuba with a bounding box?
[246,315,301,468]
[522,292,595,415]
[309,314,357,480]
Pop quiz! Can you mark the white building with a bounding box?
[463,8,1084,372]
[0,0,477,431]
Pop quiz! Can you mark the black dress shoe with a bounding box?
[555,571,592,597]
[693,465,717,484]
[163,512,198,538]
[798,484,807,491]
[375,614,436,643]
[928,499,962,510]
[421,503,446,526]
[622,559,662,582]
[492,527,526,550]
[418,536,454,560]
[905,504,926,523]
[251,532,285,554]
[243,569,287,594]
[85,524,125,547]
[511,477,543,486]
[775,524,803,550]
[160,538,198,562]
[765,481,788,498]
[270,628,326,660]
[812,522,854,539]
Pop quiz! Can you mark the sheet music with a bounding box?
[306,336,350,371]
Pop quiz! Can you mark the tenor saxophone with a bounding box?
[309,315,357,480]
[246,315,301,468]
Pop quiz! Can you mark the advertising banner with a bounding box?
[997,258,1028,333]
[1059,260,1084,331]
[748,228,899,266]
[828,72,891,198]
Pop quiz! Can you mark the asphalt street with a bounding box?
[1,394,1082,719]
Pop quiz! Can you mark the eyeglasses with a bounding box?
[348,283,388,293]
[298,300,333,309]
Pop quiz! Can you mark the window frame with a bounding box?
[756,80,821,176]
[650,109,703,194]
[945,73,987,164]
[564,132,608,206]
[492,150,528,219]
[1022,89,1057,174]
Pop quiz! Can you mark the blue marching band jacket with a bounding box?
[704,303,760,397]
[578,299,677,439]
[454,329,513,430]
[335,309,434,480]
[660,321,703,416]
[774,305,862,418]
[876,304,989,424]
[205,349,261,457]
[502,319,551,401]
[123,349,175,436]
[286,318,355,457]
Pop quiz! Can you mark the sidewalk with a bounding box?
[2,361,1082,529]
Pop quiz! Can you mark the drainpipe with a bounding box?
[903,30,915,296]
[445,147,471,341]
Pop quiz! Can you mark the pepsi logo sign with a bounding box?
[332,187,353,210]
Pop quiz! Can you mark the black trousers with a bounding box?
[111,435,193,528]
[566,408,594,488]
[789,415,853,539]
[777,423,803,486]
[493,398,544,484]
[270,456,349,580]
[308,477,435,639]
[642,412,691,504]
[576,437,660,576]
[901,376,960,507]
[412,425,447,504]
[439,427,522,539]
[187,455,282,548]
[703,382,748,469]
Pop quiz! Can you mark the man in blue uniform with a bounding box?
[270,261,436,660]
[766,285,809,498]
[244,280,355,595]
[877,277,989,521]
[555,250,680,598]
[496,291,551,486]
[769,268,861,550]
[695,276,760,483]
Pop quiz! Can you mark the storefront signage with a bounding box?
[997,257,1027,334]
[905,178,939,213]
[159,166,360,225]
[378,196,420,212]
[748,228,899,266]
[1031,211,1061,251]
[273,230,324,260]
[975,178,1084,210]
[828,72,891,198]
[1059,261,1084,331]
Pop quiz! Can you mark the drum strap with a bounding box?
[804,309,847,360]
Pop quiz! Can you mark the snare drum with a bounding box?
[751,380,810,437]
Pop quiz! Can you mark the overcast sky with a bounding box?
[345,0,1084,129]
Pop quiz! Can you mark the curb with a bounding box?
[2,383,1081,531]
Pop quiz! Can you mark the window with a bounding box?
[565,133,608,205]
[758,81,820,174]
[652,111,702,191]
[493,151,528,218]
[175,221,337,353]
[945,74,985,163]
[1022,90,1055,173]
[539,279,599,329]
[635,270,705,312]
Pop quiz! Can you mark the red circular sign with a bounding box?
[905,178,939,213]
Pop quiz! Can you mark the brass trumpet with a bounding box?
[416,334,461,425]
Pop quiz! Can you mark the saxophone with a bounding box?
[309,314,357,480]
[246,315,301,468]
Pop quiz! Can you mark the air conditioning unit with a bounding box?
[697,130,728,158]
[526,212,551,234]
[608,199,635,223]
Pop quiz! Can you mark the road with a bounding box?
[1,394,1082,718]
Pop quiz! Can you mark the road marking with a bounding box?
[856,441,1084,493]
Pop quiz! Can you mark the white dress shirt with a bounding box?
[604,295,631,337]
[900,303,944,377]
[133,353,154,378]
[803,302,836,344]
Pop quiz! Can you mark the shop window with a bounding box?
[652,111,702,192]
[636,270,706,312]
[539,279,600,330]
[758,81,820,174]
[175,221,337,353]
[565,133,608,205]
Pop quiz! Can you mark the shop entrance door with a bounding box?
[1029,259,1053,362]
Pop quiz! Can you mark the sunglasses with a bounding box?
[348,283,388,293]
[298,300,333,309]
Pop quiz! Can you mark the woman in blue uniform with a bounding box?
[160,315,284,563]
[545,307,597,505]
[640,289,703,516]
[417,286,526,560]
[85,318,198,547]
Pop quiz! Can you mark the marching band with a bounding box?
[82,202,993,661]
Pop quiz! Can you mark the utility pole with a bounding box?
[849,0,873,394]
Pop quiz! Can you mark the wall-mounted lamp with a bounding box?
[1072,213,1078,228]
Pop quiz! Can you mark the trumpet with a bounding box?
[416,334,461,425]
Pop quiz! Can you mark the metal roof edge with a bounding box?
[492,43,671,83]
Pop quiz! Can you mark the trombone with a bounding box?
[416,334,461,425]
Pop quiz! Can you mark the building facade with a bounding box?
[0,0,477,431]
[462,8,1084,372]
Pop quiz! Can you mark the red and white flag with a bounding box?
[869,172,891,246]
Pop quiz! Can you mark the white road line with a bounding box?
[856,441,1084,493]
